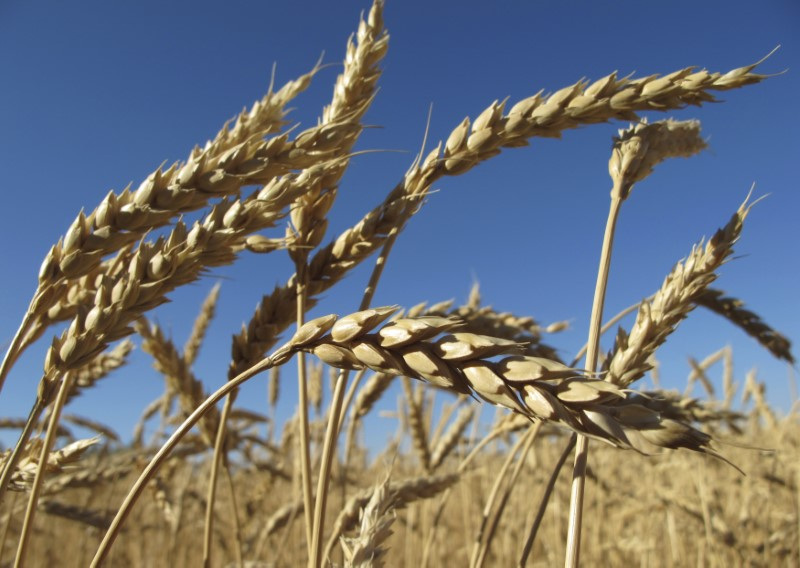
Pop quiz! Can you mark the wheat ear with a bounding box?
[696,288,794,363]
[229,58,768,386]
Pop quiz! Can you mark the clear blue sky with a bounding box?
[0,1,797,446]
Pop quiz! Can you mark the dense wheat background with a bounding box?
[0,1,797,566]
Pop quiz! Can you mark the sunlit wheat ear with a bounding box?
[287,0,388,264]
[1,437,100,492]
[609,118,707,200]
[340,476,395,568]
[11,61,322,370]
[604,195,754,389]
[324,473,459,563]
[229,58,769,385]
[292,311,731,461]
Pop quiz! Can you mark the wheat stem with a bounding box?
[15,373,74,567]
[202,392,235,568]
[470,426,534,568]
[294,273,316,560]
[475,422,540,568]
[518,434,577,567]
[91,343,294,567]
[0,399,46,508]
[310,369,347,567]
[566,194,622,567]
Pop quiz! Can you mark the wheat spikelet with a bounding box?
[603,196,753,389]
[609,118,707,199]
[636,390,745,432]
[2,437,100,492]
[136,319,221,446]
[324,473,459,563]
[429,406,474,470]
[34,61,323,288]
[340,476,395,568]
[287,0,388,264]
[37,158,349,410]
[183,282,221,366]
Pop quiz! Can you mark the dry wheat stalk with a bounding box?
[567,115,709,567]
[603,196,753,388]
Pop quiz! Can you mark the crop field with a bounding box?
[0,1,797,566]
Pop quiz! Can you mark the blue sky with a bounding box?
[0,1,797,447]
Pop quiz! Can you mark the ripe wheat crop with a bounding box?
[0,2,796,567]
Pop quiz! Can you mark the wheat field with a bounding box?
[0,1,797,566]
